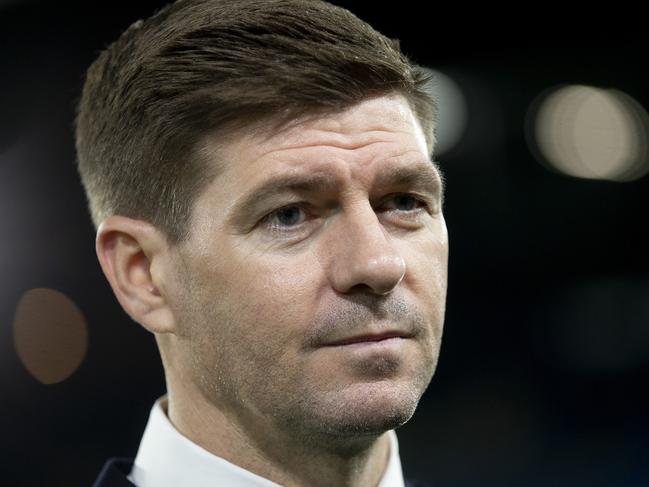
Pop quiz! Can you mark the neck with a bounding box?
[164,375,392,487]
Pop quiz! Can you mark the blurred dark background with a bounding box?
[1,1,648,486]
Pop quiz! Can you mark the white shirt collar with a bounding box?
[128,396,405,487]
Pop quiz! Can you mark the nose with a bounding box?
[326,204,406,296]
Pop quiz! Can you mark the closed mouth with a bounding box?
[325,332,407,347]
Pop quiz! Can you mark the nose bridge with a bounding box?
[327,201,406,295]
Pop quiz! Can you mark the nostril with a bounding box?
[362,255,406,295]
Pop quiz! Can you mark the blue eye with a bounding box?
[268,206,305,227]
[392,194,420,211]
[386,194,427,212]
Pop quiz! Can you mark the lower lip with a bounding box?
[324,337,408,375]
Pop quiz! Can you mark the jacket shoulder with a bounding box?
[406,479,434,487]
[92,457,135,487]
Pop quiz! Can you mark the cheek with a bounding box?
[213,253,324,353]
[404,223,448,285]
[401,230,449,328]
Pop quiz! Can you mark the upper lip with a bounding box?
[324,330,410,346]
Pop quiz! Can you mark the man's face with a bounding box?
[168,94,448,444]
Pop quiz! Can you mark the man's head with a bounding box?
[76,0,436,244]
[77,0,447,451]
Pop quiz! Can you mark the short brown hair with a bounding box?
[75,0,436,243]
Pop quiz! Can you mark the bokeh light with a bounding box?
[527,84,649,181]
[13,288,88,385]
[423,69,468,156]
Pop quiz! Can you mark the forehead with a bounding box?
[189,95,437,230]
[205,94,432,178]
[253,94,429,158]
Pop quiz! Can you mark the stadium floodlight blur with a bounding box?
[424,69,468,156]
[13,288,88,385]
[526,84,649,182]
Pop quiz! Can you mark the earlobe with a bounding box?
[96,216,176,335]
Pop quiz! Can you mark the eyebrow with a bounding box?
[374,162,444,199]
[227,160,444,228]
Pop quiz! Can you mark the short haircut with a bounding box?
[75,0,436,244]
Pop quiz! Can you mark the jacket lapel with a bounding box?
[92,457,135,487]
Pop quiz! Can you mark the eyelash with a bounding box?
[260,193,432,235]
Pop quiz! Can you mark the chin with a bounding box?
[301,380,424,440]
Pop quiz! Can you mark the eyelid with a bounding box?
[256,190,438,238]
[260,203,313,232]
[378,192,436,213]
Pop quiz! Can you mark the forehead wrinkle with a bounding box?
[217,97,428,167]
[248,129,418,162]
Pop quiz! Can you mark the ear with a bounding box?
[96,216,177,335]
